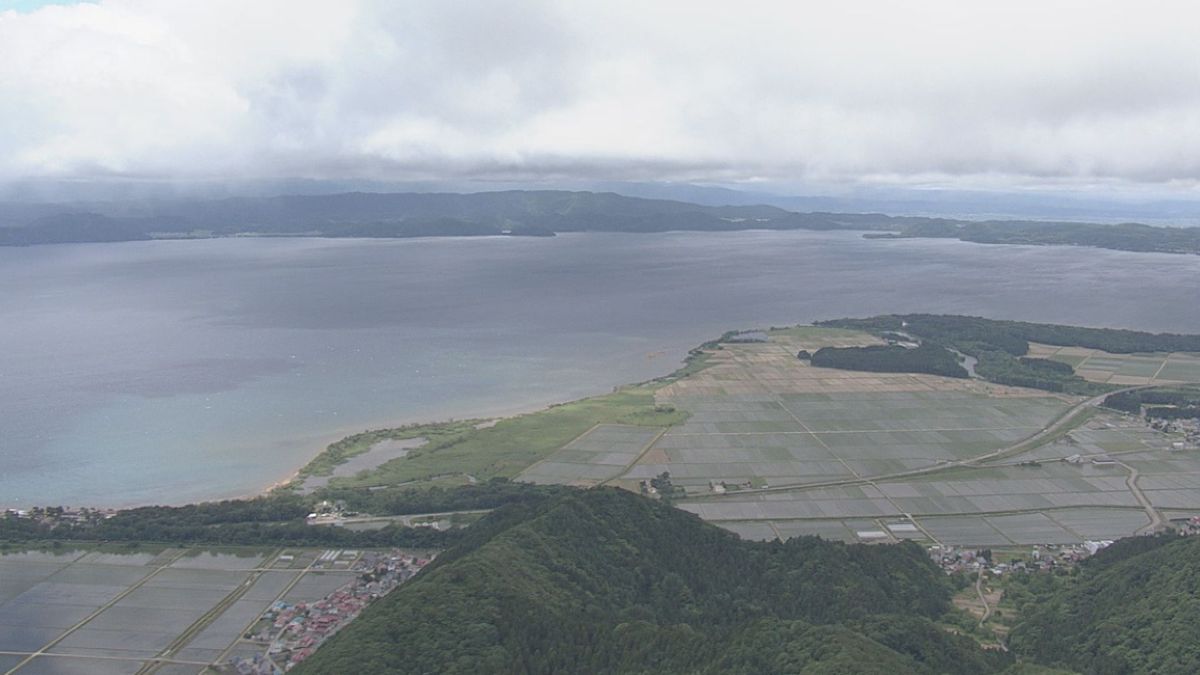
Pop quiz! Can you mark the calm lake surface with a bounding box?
[3,230,1199,507]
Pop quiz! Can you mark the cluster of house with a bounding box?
[227,549,433,674]
[304,499,360,526]
[1149,417,1200,447]
[3,506,116,523]
[933,519,1200,577]
[1170,515,1200,536]
[929,541,1114,576]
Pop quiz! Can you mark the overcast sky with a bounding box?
[3,0,1200,194]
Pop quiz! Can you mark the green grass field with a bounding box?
[324,385,688,489]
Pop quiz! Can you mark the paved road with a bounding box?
[1116,459,1166,534]
[963,384,1157,468]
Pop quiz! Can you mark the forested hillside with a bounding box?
[295,488,1011,674]
[1007,533,1200,674]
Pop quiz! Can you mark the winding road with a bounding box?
[1117,459,1166,534]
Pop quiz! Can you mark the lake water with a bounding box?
[3,231,1199,507]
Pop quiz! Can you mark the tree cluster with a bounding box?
[810,343,968,379]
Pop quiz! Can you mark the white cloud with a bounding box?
[2,0,1200,190]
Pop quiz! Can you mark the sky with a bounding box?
[2,0,1200,197]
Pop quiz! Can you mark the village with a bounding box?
[2,505,117,523]
[1148,415,1200,447]
[931,515,1200,577]
[227,549,433,674]
[930,540,1113,577]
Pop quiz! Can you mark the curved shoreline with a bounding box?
[251,349,707,500]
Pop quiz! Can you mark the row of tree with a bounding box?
[1103,387,1200,418]
[820,314,1200,356]
[0,480,573,549]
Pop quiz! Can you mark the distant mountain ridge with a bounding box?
[1,189,1197,255]
[0,189,935,231]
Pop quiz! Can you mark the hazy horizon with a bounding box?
[3,1,1200,206]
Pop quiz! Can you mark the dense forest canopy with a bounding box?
[1007,533,1200,675]
[809,343,969,379]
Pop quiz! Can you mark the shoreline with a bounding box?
[249,351,701,501]
[0,339,701,511]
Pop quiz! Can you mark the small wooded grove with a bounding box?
[810,342,968,378]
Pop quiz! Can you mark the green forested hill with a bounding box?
[295,488,1010,674]
[1007,534,1200,675]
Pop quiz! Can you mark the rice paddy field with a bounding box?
[516,424,664,485]
[1031,342,1200,385]
[0,546,400,675]
[682,403,1200,545]
[513,326,1200,546]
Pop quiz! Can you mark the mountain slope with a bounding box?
[294,488,1008,674]
[1008,534,1200,675]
